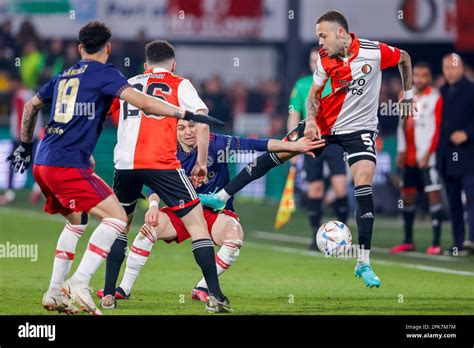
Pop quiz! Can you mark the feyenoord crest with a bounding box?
[361,64,372,75]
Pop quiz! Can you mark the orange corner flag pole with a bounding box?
[274,165,296,230]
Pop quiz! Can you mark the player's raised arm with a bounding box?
[118,87,223,127]
[397,49,417,118]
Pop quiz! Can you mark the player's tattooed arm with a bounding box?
[398,50,417,118]
[398,50,413,93]
[21,95,44,143]
[304,83,324,139]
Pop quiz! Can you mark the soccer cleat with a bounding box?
[426,245,442,255]
[96,287,130,300]
[389,243,415,254]
[354,263,381,288]
[42,292,79,315]
[62,279,102,316]
[205,295,233,313]
[100,295,117,309]
[198,193,226,212]
[191,287,210,302]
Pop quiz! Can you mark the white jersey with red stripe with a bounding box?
[397,86,442,167]
[113,67,208,170]
[313,33,401,136]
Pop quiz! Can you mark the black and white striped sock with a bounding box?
[354,185,375,251]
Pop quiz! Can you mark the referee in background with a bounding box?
[438,53,474,256]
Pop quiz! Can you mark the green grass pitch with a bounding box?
[1,194,473,315]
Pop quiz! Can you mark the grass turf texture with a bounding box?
[0,193,473,315]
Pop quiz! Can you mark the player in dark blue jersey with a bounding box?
[6,21,222,315]
[97,119,324,302]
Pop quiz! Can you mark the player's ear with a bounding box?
[106,42,111,55]
[78,44,83,56]
[172,61,176,73]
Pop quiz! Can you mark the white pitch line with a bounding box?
[253,230,457,262]
[245,242,474,277]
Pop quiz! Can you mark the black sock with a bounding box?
[192,239,223,301]
[430,203,443,246]
[333,196,349,223]
[354,185,375,250]
[224,152,281,196]
[402,205,415,244]
[104,234,128,296]
[307,198,323,245]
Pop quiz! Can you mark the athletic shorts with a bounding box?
[303,144,346,182]
[113,168,199,217]
[285,121,377,166]
[33,164,113,216]
[401,165,442,193]
[160,207,240,244]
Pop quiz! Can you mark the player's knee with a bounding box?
[137,223,158,244]
[224,220,244,241]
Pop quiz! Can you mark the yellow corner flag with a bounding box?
[274,165,296,230]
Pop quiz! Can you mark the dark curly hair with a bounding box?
[78,21,112,54]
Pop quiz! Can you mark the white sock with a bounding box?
[71,218,126,287]
[48,222,86,296]
[215,189,231,202]
[196,240,242,289]
[358,249,371,264]
[119,224,156,295]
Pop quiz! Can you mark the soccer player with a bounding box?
[98,39,235,313]
[288,48,348,251]
[391,62,444,255]
[200,11,415,288]
[6,22,222,315]
[97,119,323,305]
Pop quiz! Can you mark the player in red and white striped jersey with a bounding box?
[304,11,415,287]
[103,40,231,313]
[392,62,444,255]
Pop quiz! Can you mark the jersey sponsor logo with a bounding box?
[340,78,367,95]
[361,64,373,75]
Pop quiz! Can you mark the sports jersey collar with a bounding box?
[144,67,171,74]
[336,33,359,63]
[347,33,359,62]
